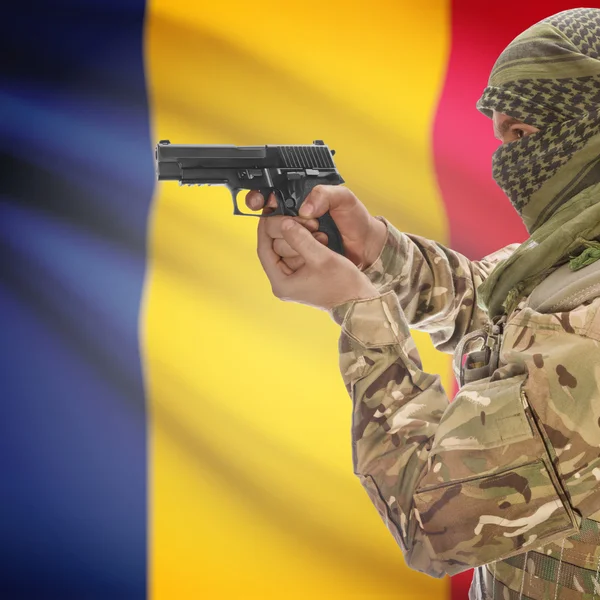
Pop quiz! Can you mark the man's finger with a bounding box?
[266,193,278,209]
[314,232,328,245]
[279,260,294,276]
[248,191,285,212]
[273,232,325,257]
[298,185,354,218]
[257,216,287,281]
[264,215,320,240]
[283,255,305,272]
[273,238,299,258]
[280,219,329,264]
[246,191,265,211]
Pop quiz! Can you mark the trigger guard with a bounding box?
[231,187,245,215]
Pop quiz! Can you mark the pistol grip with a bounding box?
[289,179,345,256]
[317,211,344,255]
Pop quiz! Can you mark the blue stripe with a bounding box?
[0,2,152,598]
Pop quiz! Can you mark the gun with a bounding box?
[155,140,345,255]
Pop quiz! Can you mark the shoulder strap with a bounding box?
[527,259,600,313]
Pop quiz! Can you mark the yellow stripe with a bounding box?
[144,2,451,598]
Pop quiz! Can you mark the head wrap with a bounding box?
[477,8,600,232]
[476,8,600,317]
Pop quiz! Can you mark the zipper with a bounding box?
[519,389,580,529]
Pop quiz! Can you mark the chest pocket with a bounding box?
[431,373,531,455]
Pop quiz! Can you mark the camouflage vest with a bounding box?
[458,260,600,599]
[471,516,600,599]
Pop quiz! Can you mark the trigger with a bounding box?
[258,188,272,203]
[259,188,277,209]
[262,188,285,215]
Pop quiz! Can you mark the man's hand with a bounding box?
[258,216,379,311]
[246,186,387,272]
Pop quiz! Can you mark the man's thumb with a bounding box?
[281,219,326,262]
[299,186,351,218]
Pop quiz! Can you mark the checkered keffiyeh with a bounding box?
[477,8,600,233]
[476,9,600,318]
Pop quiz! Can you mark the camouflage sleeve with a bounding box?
[330,292,596,577]
[363,218,518,352]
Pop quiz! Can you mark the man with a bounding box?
[247,8,600,599]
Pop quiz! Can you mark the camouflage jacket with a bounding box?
[330,218,600,580]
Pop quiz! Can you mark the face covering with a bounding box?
[491,110,600,233]
[475,8,600,317]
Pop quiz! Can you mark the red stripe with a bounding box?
[435,1,600,597]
